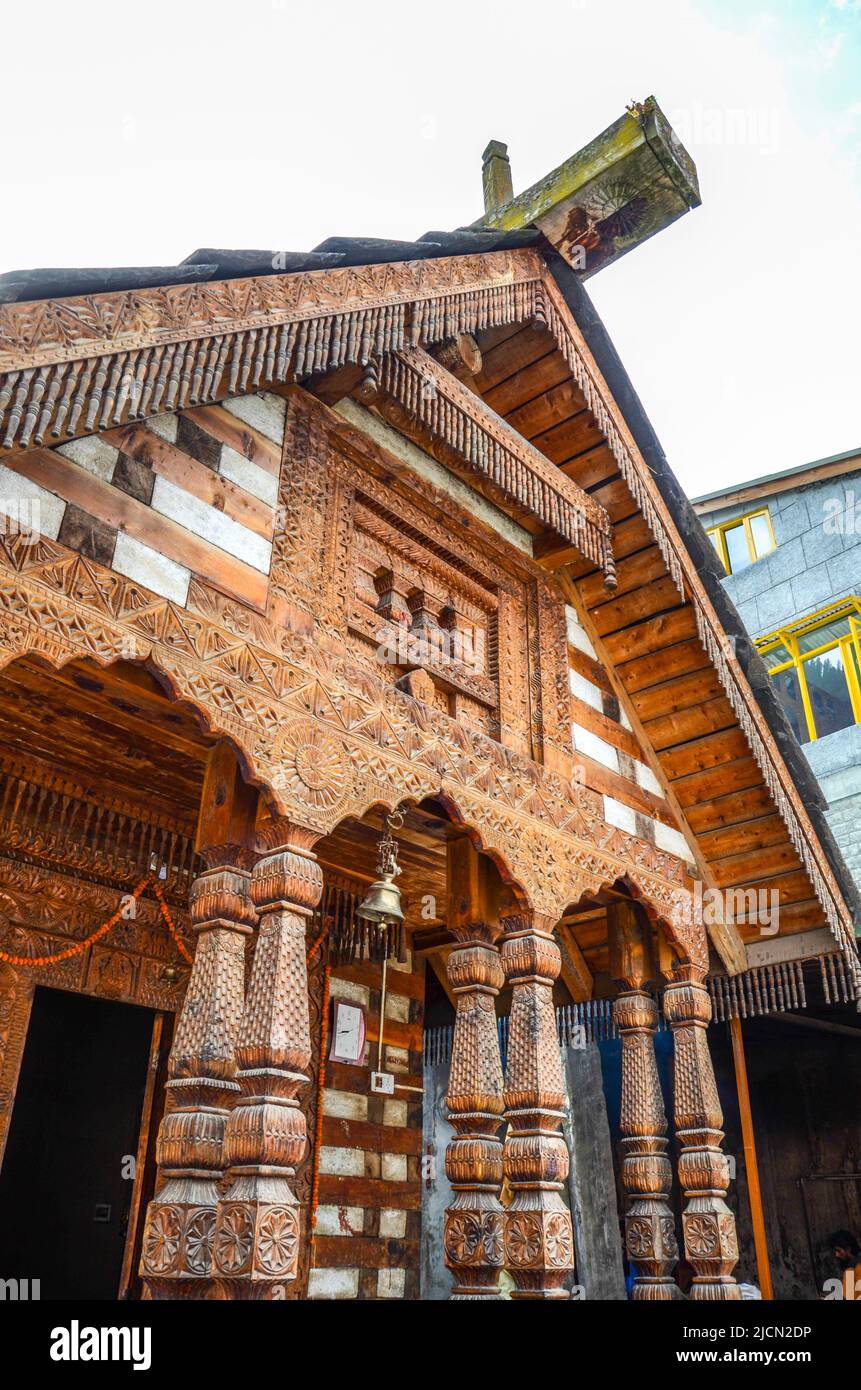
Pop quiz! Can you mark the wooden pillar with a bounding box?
[212,816,322,1298]
[141,744,258,1299]
[663,965,741,1300]
[729,1015,773,1299]
[609,900,682,1300]
[443,836,505,1299]
[501,909,574,1299]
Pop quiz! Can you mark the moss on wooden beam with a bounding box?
[477,97,700,279]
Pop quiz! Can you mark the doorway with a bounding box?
[0,987,160,1300]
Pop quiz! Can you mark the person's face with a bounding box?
[833,1245,852,1265]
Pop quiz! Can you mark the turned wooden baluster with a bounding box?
[443,836,505,1299]
[212,817,322,1298]
[663,964,740,1300]
[141,746,258,1299]
[608,900,681,1300]
[501,910,574,1299]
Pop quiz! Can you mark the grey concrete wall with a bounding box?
[699,470,861,898]
[699,467,861,639]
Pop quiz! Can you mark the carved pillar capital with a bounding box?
[500,910,574,1299]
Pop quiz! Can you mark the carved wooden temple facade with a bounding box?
[0,101,857,1301]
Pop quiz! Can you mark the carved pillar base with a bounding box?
[444,935,506,1300]
[212,822,321,1299]
[663,967,740,1301]
[141,864,256,1299]
[614,988,682,1301]
[501,914,574,1300]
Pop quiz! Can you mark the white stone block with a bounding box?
[603,796,638,835]
[384,1045,409,1074]
[313,1205,364,1237]
[323,1088,368,1122]
[308,1267,359,1300]
[223,391,286,446]
[565,605,597,656]
[219,444,279,506]
[377,1268,406,1299]
[319,1146,365,1177]
[385,993,410,1023]
[381,1152,408,1182]
[379,1209,407,1239]
[0,466,65,541]
[330,977,370,1008]
[150,475,272,573]
[571,723,619,772]
[112,532,190,605]
[635,761,664,797]
[653,820,696,865]
[57,435,119,481]
[382,1099,408,1128]
[145,413,178,443]
[568,667,604,712]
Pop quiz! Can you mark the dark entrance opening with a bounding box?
[0,986,157,1300]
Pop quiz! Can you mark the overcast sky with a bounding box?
[2,0,858,495]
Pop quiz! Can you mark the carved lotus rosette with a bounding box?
[444,1209,504,1269]
[683,1207,738,1265]
[503,1207,574,1272]
[270,719,353,820]
[141,1197,218,1284]
[626,1211,678,1262]
[213,1200,301,1284]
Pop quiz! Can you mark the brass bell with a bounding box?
[357,809,405,929]
[357,871,404,929]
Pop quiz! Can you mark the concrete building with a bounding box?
[694,447,861,888]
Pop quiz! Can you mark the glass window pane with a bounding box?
[804,647,856,738]
[771,667,810,743]
[762,642,792,669]
[749,512,774,559]
[723,523,751,574]
[707,530,727,572]
[796,617,851,656]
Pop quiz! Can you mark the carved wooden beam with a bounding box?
[443,835,506,1299]
[0,251,543,457]
[608,899,682,1300]
[141,744,259,1299]
[365,346,616,590]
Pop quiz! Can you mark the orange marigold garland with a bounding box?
[0,875,154,968]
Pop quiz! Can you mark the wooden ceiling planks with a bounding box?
[469,328,837,957]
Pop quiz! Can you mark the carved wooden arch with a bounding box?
[556,870,706,975]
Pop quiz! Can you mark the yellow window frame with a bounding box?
[756,598,861,742]
[707,508,776,574]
